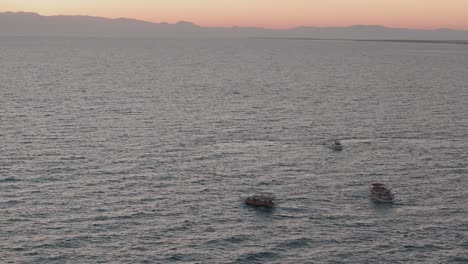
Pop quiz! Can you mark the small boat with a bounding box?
[331,140,343,151]
[369,182,394,203]
[244,193,276,208]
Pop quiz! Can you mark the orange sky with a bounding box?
[2,0,468,30]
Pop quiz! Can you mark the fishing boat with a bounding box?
[369,182,394,203]
[244,193,276,208]
[331,140,343,151]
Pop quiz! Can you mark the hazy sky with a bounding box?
[2,0,468,29]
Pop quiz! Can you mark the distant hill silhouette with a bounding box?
[2,11,468,40]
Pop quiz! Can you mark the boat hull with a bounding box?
[332,145,343,151]
[244,193,276,208]
[244,200,274,208]
[370,195,394,203]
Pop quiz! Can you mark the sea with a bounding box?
[1,37,467,263]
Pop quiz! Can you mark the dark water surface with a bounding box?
[1,37,467,263]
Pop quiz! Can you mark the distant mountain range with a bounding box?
[2,11,468,40]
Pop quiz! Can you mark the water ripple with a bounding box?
[1,37,467,263]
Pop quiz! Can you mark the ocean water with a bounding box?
[1,37,467,263]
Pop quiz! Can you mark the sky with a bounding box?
[2,0,468,30]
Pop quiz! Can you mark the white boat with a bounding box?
[370,182,394,203]
[331,140,343,151]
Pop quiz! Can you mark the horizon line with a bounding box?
[2,11,468,32]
